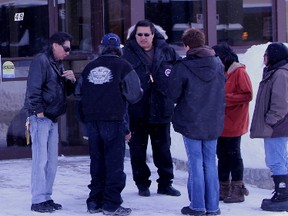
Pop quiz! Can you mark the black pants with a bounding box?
[86,121,126,212]
[217,136,244,182]
[128,119,174,189]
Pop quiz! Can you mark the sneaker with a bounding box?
[157,185,181,196]
[46,200,62,210]
[206,209,221,215]
[31,201,55,213]
[138,187,150,197]
[87,201,102,213]
[181,206,205,215]
[103,206,132,216]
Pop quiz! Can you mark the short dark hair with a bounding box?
[49,32,72,46]
[182,28,205,49]
[43,32,72,54]
[134,19,156,35]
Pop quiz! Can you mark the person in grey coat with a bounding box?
[250,42,288,212]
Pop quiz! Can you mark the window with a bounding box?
[216,0,272,46]
[58,0,93,53]
[145,0,203,50]
[0,0,49,58]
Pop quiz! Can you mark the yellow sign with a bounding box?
[3,61,15,78]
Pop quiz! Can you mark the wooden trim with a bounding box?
[48,0,58,35]
[130,0,144,25]
[203,0,217,47]
[274,0,286,42]
[91,0,104,53]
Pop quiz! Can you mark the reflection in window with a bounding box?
[0,1,49,58]
[58,0,93,53]
[217,0,272,46]
[145,0,203,46]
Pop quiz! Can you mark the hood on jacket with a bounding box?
[181,47,222,82]
[266,42,288,66]
[126,23,167,41]
[227,62,246,74]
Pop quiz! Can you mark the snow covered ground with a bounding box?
[0,155,288,216]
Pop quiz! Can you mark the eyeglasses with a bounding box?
[136,33,151,37]
[61,45,71,52]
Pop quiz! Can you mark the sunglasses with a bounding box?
[61,45,71,52]
[136,33,151,37]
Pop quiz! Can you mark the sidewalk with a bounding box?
[0,156,285,216]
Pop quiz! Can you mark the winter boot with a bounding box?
[219,181,230,201]
[223,180,249,203]
[261,175,288,212]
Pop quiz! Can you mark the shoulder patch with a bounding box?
[88,66,113,84]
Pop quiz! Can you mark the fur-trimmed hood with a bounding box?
[126,23,168,40]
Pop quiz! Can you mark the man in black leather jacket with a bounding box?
[24,32,76,213]
[122,19,181,197]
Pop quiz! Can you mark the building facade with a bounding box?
[0,0,287,159]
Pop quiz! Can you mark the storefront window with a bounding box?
[58,0,93,53]
[217,0,272,46]
[0,0,92,156]
[103,0,129,43]
[145,0,203,46]
[0,0,49,58]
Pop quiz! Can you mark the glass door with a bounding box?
[0,0,49,159]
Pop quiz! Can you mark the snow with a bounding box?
[1,155,287,216]
[1,43,288,215]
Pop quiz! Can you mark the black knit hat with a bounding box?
[266,42,288,66]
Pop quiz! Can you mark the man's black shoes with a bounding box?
[138,187,151,197]
[31,200,62,213]
[157,185,181,196]
[46,200,62,210]
[87,201,102,213]
[31,202,54,213]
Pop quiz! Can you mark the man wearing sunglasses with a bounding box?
[122,19,181,197]
[24,32,76,213]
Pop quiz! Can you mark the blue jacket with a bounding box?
[167,46,226,140]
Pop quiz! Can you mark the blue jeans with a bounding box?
[183,136,219,212]
[264,137,288,175]
[29,116,59,204]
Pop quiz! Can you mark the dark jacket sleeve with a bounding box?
[25,56,46,115]
[122,70,143,104]
[167,62,186,103]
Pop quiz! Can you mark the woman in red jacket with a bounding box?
[213,43,253,203]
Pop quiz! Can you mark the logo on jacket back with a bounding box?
[88,66,113,84]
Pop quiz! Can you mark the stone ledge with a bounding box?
[173,158,273,190]
[125,149,274,190]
